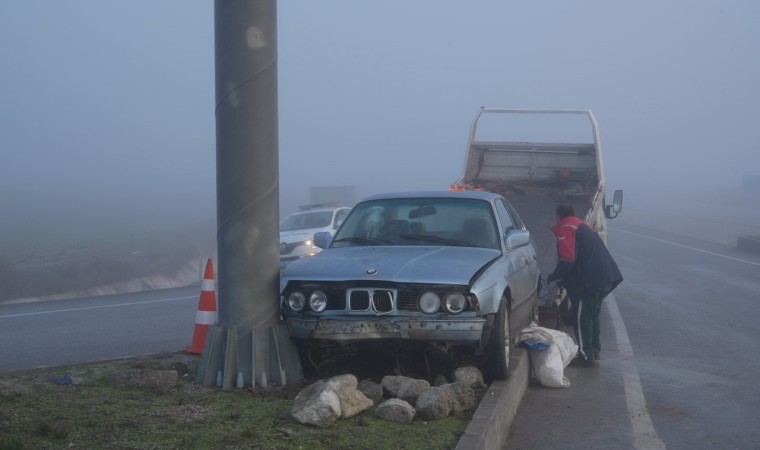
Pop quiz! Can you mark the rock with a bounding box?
[325,374,358,391]
[433,374,449,386]
[291,380,341,427]
[326,374,373,418]
[452,366,485,389]
[170,362,189,377]
[415,386,454,421]
[444,381,476,414]
[358,379,383,401]
[397,378,430,406]
[375,398,416,424]
[110,369,178,393]
[381,375,412,398]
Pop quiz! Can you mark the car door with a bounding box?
[504,199,539,288]
[495,199,535,315]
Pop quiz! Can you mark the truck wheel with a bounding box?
[487,296,511,380]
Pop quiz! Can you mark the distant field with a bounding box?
[617,200,760,247]
[0,227,215,304]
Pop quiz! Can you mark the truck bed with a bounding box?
[455,109,607,275]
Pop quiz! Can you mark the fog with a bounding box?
[2,1,759,254]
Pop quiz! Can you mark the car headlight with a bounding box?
[444,292,467,314]
[287,292,306,312]
[309,290,327,313]
[418,291,441,314]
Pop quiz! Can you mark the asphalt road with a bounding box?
[0,286,200,372]
[506,222,760,449]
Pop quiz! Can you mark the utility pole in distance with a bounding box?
[196,0,302,389]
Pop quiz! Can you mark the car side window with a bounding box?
[495,199,515,232]
[503,200,525,230]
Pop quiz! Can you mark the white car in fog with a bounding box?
[279,206,351,267]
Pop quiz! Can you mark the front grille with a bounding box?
[348,288,396,313]
[287,282,469,314]
[372,290,394,313]
[323,288,346,310]
[396,290,419,311]
[349,290,370,311]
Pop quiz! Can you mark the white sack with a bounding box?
[519,322,578,388]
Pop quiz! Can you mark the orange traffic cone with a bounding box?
[185,258,218,354]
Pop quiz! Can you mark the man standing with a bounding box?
[547,204,623,366]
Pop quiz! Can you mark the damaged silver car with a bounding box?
[279,191,540,379]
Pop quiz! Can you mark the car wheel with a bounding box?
[487,295,511,380]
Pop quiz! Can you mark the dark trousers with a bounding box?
[571,290,606,361]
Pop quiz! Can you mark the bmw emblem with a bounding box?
[366,268,378,275]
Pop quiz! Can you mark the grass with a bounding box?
[0,353,476,450]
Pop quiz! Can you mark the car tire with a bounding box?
[487,295,511,380]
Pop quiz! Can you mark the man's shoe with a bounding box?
[570,354,596,367]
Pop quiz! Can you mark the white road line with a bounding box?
[607,295,666,450]
[0,295,197,319]
[612,227,760,267]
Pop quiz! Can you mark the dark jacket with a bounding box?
[547,216,623,299]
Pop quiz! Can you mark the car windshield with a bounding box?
[280,211,334,231]
[332,197,499,249]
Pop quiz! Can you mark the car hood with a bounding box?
[281,246,501,286]
[279,230,316,243]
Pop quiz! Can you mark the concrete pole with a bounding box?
[196,0,302,389]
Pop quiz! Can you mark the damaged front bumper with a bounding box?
[286,316,485,342]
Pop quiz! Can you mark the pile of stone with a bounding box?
[291,366,485,427]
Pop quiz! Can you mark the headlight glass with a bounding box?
[418,291,441,314]
[287,291,306,312]
[309,290,327,313]
[444,292,467,314]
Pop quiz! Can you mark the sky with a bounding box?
[1,1,758,251]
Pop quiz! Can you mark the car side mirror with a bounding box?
[504,229,530,250]
[605,189,623,219]
[314,231,332,249]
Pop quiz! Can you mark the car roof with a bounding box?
[361,190,499,202]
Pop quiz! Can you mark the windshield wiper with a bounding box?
[332,236,393,246]
[398,233,475,247]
